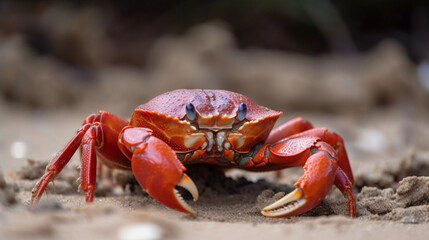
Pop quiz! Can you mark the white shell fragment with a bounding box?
[10,140,28,159]
[117,223,163,240]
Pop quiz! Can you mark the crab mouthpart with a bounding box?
[261,188,306,218]
[174,174,199,214]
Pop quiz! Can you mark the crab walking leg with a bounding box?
[324,131,354,183]
[118,127,199,214]
[324,131,356,217]
[265,117,314,145]
[32,111,130,205]
[334,168,356,217]
[31,124,90,204]
[79,125,101,202]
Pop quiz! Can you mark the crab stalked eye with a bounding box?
[186,103,197,121]
[236,103,247,121]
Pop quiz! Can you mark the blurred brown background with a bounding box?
[0,0,429,174]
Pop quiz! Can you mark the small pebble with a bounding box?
[400,215,423,224]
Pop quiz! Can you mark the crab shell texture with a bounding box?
[129,89,282,154]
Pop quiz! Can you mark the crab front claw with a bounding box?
[146,172,199,214]
[119,127,199,214]
[261,145,339,218]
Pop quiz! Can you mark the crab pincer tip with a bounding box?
[261,188,306,218]
[177,174,199,202]
[173,173,199,214]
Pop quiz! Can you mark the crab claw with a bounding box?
[136,168,198,214]
[132,147,198,214]
[262,147,339,218]
[120,127,199,214]
[174,173,199,213]
[143,171,198,214]
[261,187,307,218]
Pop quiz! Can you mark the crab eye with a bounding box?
[186,103,197,121]
[236,103,247,121]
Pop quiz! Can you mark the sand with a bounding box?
[2,142,429,240]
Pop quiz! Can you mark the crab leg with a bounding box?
[324,131,354,183]
[264,117,314,145]
[334,168,356,217]
[32,111,129,205]
[31,124,89,204]
[79,126,98,201]
[118,127,199,214]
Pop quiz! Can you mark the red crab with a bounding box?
[32,89,356,218]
